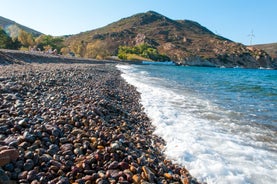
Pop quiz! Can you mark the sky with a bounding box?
[0,0,276,45]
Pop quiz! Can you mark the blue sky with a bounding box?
[1,0,276,45]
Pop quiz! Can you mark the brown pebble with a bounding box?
[142,166,156,183]
[132,174,141,183]
[97,145,105,150]
[181,175,190,184]
[18,171,28,180]
[164,173,173,180]
[49,165,59,172]
[0,63,200,184]
[82,175,93,181]
[130,165,137,173]
[0,148,19,166]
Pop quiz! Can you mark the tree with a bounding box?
[11,38,22,49]
[18,30,35,48]
[0,28,14,49]
[69,40,87,57]
[35,35,64,53]
[60,47,71,55]
[118,46,130,60]
[118,44,170,61]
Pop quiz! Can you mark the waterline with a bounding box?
[117,64,277,184]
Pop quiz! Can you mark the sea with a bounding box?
[117,63,277,184]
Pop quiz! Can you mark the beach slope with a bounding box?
[0,56,199,183]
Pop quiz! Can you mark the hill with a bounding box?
[253,43,277,59]
[64,11,276,69]
[0,16,42,38]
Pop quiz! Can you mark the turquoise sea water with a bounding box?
[118,64,277,184]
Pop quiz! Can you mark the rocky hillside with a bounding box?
[253,43,277,59]
[64,11,276,69]
[0,16,42,38]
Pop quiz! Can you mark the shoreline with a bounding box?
[0,61,200,183]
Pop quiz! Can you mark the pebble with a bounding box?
[0,148,19,166]
[23,159,34,171]
[133,174,142,184]
[164,172,173,180]
[0,63,201,184]
[0,168,10,183]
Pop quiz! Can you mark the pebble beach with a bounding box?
[0,55,200,184]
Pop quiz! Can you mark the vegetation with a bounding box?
[1,12,275,68]
[118,44,170,61]
[0,27,20,49]
[0,27,64,53]
[18,30,35,48]
[64,40,87,57]
[62,11,234,61]
[35,34,64,52]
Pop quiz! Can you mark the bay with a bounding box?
[117,64,277,184]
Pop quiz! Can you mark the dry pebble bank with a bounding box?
[0,63,200,184]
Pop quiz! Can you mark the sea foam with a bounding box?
[117,64,277,184]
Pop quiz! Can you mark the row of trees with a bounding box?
[62,40,112,59]
[0,27,64,53]
[118,44,170,61]
[0,28,108,58]
[1,28,170,61]
[0,28,102,58]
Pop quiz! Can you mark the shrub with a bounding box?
[118,44,170,61]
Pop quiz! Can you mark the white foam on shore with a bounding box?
[117,65,277,184]
[142,61,176,65]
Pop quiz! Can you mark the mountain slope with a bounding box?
[253,43,277,59]
[64,11,276,68]
[0,16,42,38]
